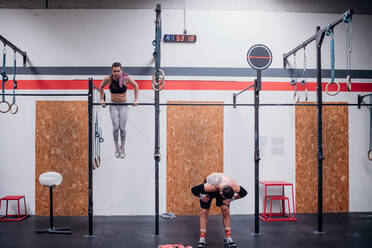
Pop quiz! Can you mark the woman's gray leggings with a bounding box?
[109,105,128,147]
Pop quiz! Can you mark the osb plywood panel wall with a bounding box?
[35,101,88,216]
[167,101,223,215]
[295,102,348,213]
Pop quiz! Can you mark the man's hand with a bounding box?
[133,100,139,107]
[200,194,210,203]
[100,99,106,108]
[223,199,232,205]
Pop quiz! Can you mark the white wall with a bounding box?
[0,8,371,215]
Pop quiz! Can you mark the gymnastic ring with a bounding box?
[0,101,10,113]
[300,80,306,86]
[152,80,165,91]
[152,69,165,86]
[96,156,101,168]
[93,157,97,170]
[99,137,104,143]
[325,82,341,96]
[368,150,372,161]
[293,91,300,104]
[346,75,351,91]
[290,79,297,86]
[9,103,18,114]
[305,88,308,102]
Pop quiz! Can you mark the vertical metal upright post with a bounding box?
[254,70,261,235]
[315,26,325,234]
[88,78,94,237]
[154,4,162,236]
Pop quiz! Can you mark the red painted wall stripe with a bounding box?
[246,56,273,59]
[2,80,372,92]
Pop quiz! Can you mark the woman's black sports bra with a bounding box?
[109,79,127,94]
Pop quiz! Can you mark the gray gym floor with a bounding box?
[0,213,371,248]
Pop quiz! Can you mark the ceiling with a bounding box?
[0,0,371,15]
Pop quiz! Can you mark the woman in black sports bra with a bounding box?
[99,62,139,159]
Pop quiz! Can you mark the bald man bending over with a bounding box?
[191,173,247,248]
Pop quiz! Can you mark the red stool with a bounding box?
[259,181,297,222]
[0,195,28,221]
[269,196,291,219]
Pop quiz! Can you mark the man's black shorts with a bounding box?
[199,180,229,209]
[200,191,229,209]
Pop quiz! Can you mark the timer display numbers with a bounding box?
[163,34,197,43]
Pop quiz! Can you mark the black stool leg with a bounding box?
[50,186,53,229]
[36,186,71,234]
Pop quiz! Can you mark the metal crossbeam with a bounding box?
[283,9,353,68]
[90,102,371,107]
[0,35,27,66]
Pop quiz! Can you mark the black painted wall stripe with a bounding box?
[3,66,372,79]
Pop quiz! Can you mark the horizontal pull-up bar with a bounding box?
[233,81,256,108]
[92,102,372,107]
[1,93,368,107]
[283,9,353,67]
[234,82,255,97]
[0,35,27,66]
[0,93,89,97]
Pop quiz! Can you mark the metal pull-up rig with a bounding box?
[283,9,353,235]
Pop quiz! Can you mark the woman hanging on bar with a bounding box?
[99,62,139,159]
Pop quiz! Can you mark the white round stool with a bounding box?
[39,172,63,187]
